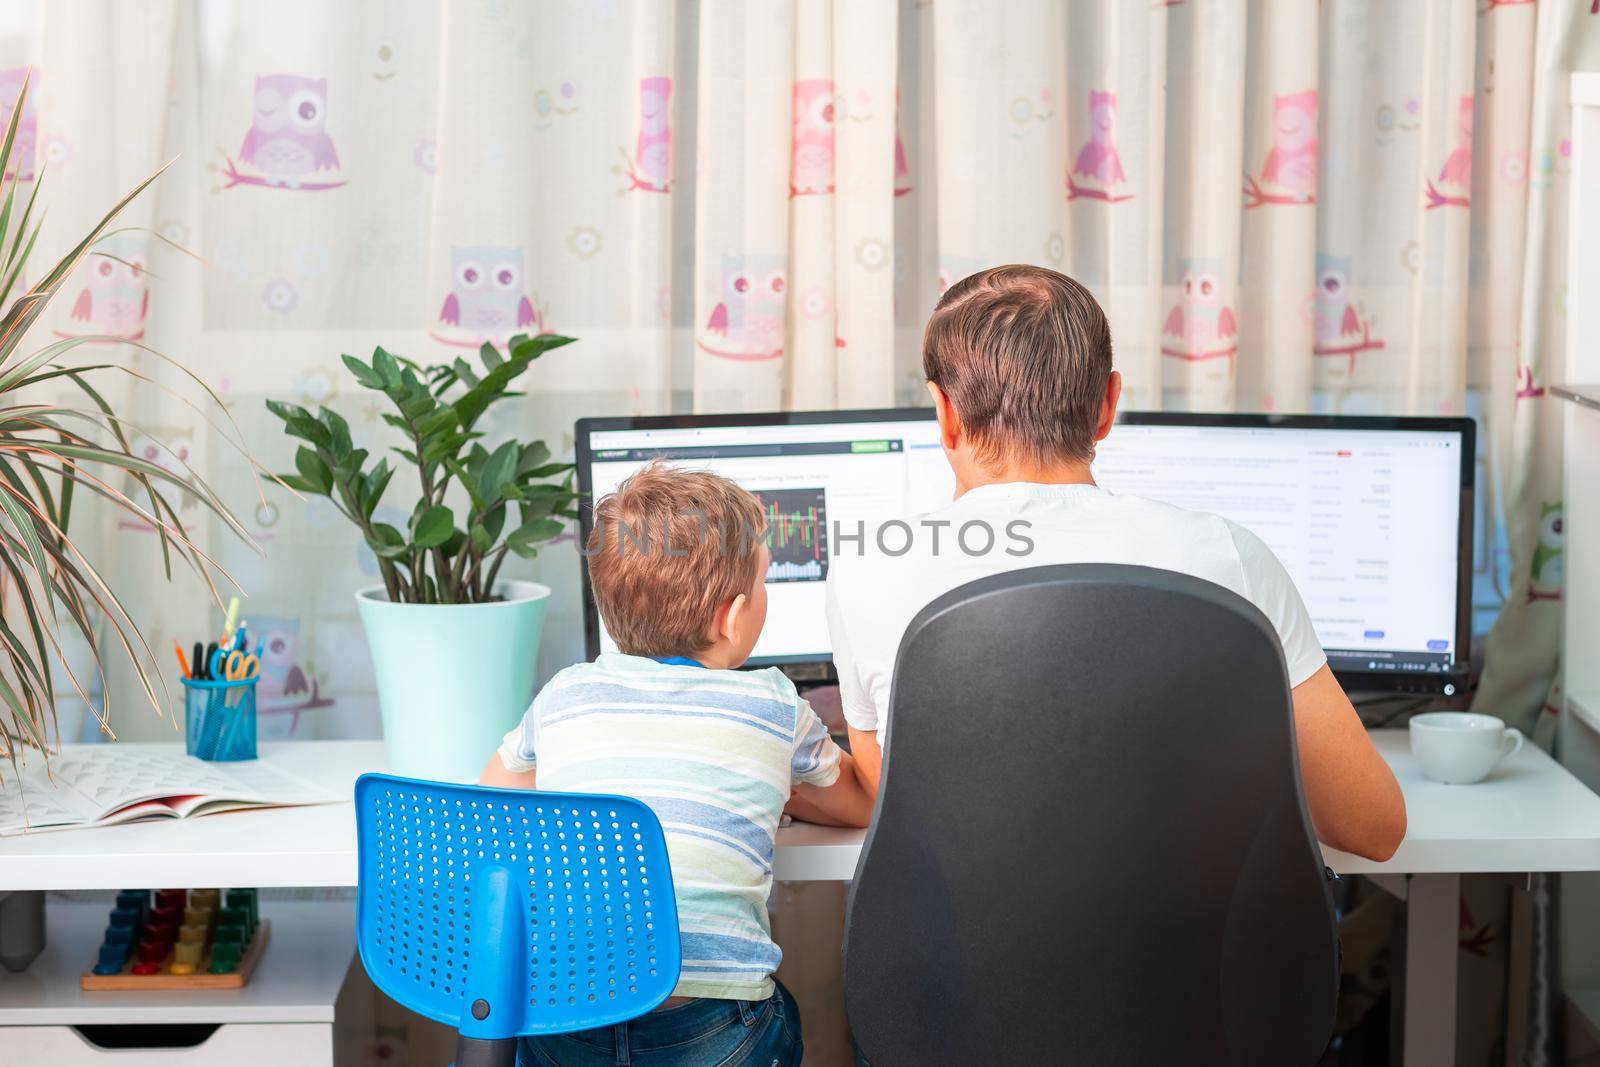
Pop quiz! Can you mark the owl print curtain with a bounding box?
[3,0,1580,751]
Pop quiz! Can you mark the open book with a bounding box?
[0,746,339,835]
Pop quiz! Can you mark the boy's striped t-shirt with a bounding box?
[497,652,843,1001]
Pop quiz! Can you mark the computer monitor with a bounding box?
[575,410,1474,693]
[576,411,953,670]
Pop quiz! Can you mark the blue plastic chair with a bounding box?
[354,773,682,1067]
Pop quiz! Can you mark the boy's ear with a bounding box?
[713,592,748,645]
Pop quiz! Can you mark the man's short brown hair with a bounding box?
[585,462,767,658]
[923,264,1114,468]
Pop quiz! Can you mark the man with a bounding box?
[825,264,1406,861]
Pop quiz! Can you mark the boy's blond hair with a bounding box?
[586,462,768,658]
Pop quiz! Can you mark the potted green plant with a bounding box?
[266,335,579,781]
[0,79,255,772]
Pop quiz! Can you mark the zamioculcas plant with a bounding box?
[265,335,581,604]
[0,77,261,765]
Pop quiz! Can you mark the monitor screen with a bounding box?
[575,410,1473,690]
[1100,414,1472,685]
[579,413,955,664]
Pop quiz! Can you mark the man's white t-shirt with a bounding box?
[825,482,1327,741]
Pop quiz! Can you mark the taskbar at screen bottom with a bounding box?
[1328,650,1466,695]
[747,649,1467,693]
[1326,649,1455,674]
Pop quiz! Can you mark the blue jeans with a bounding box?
[519,980,803,1067]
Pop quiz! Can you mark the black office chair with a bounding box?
[843,564,1338,1066]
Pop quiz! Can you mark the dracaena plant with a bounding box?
[0,77,260,763]
[266,335,581,605]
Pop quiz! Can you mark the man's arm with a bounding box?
[1290,664,1406,861]
[846,726,883,799]
[479,753,537,789]
[784,751,874,827]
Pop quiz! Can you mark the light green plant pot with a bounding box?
[356,579,549,783]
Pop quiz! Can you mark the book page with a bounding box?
[0,762,100,833]
[0,747,340,834]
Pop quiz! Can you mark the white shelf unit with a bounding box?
[0,898,355,1066]
[1561,71,1600,1023]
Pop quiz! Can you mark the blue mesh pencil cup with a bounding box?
[182,676,257,761]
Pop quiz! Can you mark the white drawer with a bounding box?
[0,1022,332,1066]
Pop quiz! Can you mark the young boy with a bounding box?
[481,462,872,1067]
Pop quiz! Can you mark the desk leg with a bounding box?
[1403,872,1459,1065]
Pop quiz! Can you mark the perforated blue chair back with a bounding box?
[355,773,681,1062]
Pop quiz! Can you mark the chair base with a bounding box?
[455,1034,516,1067]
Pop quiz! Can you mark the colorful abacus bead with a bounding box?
[93,943,127,976]
[131,939,168,975]
[115,889,149,915]
[170,940,204,976]
[104,925,135,961]
[226,888,259,933]
[219,906,250,937]
[207,942,241,974]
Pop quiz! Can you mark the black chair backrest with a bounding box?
[843,564,1338,1066]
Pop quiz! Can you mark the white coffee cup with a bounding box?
[1409,712,1524,785]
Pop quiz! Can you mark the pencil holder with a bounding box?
[181,677,257,762]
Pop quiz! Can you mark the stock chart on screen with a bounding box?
[759,487,829,583]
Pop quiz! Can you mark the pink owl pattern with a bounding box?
[698,254,786,361]
[220,74,347,192]
[894,91,912,198]
[0,69,37,183]
[430,245,546,349]
[1161,260,1237,369]
[1425,95,1472,209]
[791,79,836,197]
[117,427,196,533]
[1244,89,1316,208]
[1516,361,1545,401]
[1067,90,1132,203]
[1311,253,1386,372]
[55,237,149,342]
[618,76,671,194]
[248,614,336,736]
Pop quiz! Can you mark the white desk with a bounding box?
[1329,730,1600,1064]
[0,741,863,889]
[6,731,1600,1064]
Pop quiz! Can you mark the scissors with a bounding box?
[220,648,260,682]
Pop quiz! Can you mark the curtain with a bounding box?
[10,0,1576,740]
[5,1,1596,1062]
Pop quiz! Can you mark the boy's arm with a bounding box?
[479,752,537,789]
[785,751,872,827]
[785,691,873,828]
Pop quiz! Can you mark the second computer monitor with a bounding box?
[575,409,1473,693]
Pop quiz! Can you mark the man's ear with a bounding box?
[927,380,962,451]
[715,591,749,645]
[1094,370,1123,443]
